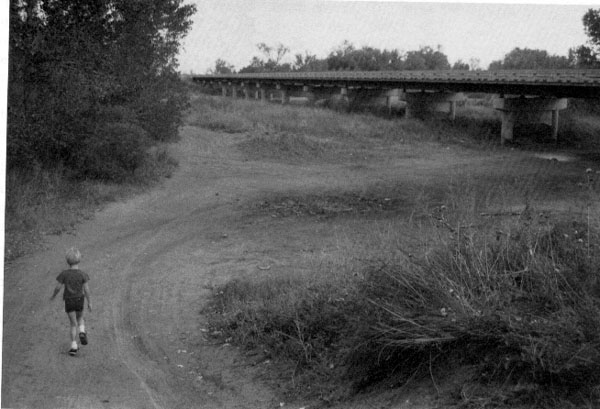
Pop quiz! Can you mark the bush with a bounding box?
[134,75,189,142]
[73,122,151,182]
[209,272,360,362]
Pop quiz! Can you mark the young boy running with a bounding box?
[51,247,92,356]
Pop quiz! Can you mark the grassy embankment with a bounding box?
[5,146,177,261]
[192,91,600,407]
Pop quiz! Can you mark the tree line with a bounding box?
[8,0,196,181]
[211,8,600,74]
[211,42,460,74]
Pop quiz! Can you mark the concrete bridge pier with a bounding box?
[403,91,466,120]
[301,86,348,108]
[493,97,568,144]
[304,86,332,104]
[348,88,404,115]
[260,84,285,104]
[279,86,290,104]
[328,86,350,110]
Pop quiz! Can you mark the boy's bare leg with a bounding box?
[76,310,88,345]
[76,310,85,334]
[67,312,78,351]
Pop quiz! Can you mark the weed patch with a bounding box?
[206,268,365,399]
[237,132,339,163]
[5,146,177,261]
[187,94,479,153]
[254,190,414,218]
[208,209,600,406]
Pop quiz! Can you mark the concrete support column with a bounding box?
[339,87,350,108]
[281,88,289,104]
[500,111,516,143]
[242,87,249,100]
[305,86,334,105]
[221,85,227,97]
[493,97,568,144]
[346,88,405,115]
[403,92,466,119]
[260,88,266,102]
[231,85,238,99]
[551,109,559,140]
[301,86,315,104]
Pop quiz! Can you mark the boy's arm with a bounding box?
[50,282,62,300]
[83,282,92,312]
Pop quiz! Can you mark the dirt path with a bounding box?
[3,116,592,408]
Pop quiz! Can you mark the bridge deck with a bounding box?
[193,70,600,98]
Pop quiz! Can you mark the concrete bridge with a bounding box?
[193,70,600,144]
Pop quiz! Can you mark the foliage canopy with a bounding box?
[8,0,196,180]
[231,41,454,73]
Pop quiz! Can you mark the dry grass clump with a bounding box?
[5,168,111,260]
[208,211,600,406]
[206,268,364,398]
[560,110,600,155]
[356,217,600,400]
[237,132,340,162]
[5,148,177,261]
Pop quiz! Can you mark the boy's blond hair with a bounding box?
[66,247,81,266]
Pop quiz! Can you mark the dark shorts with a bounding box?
[65,296,85,313]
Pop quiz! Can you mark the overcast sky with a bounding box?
[177,1,594,74]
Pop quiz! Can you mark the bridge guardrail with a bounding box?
[193,70,600,98]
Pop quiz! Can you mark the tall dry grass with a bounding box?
[202,92,600,406]
[209,190,600,406]
[5,145,177,261]
[187,94,479,157]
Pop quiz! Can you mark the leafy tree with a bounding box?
[294,52,327,72]
[489,47,570,70]
[583,9,600,48]
[8,0,196,180]
[239,43,292,73]
[469,58,482,71]
[238,41,452,73]
[325,41,357,70]
[210,58,235,74]
[569,9,600,68]
[569,45,599,68]
[452,60,470,70]
[404,46,450,70]
[257,43,289,66]
[325,41,404,71]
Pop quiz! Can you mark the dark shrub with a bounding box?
[74,122,150,181]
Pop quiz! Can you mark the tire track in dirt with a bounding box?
[2,127,280,408]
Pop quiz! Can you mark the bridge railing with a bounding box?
[193,70,600,87]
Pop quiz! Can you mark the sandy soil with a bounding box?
[3,115,594,408]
